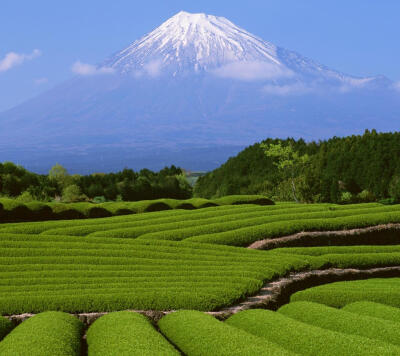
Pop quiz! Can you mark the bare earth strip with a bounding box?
[248,223,400,250]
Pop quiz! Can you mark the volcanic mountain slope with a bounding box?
[0,11,399,173]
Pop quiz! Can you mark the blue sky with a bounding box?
[1,0,399,112]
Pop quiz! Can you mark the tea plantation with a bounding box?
[1,199,400,355]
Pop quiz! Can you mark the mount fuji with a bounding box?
[1,11,399,173]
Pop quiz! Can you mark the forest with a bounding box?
[194,130,400,203]
[0,163,192,202]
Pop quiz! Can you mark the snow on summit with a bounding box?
[103,11,380,85]
[104,11,285,75]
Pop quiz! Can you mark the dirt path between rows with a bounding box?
[247,223,400,250]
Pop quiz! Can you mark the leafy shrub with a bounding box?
[93,196,106,203]
[357,189,376,203]
[15,191,35,203]
[340,191,353,204]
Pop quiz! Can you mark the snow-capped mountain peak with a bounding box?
[103,11,387,86]
[104,11,283,74]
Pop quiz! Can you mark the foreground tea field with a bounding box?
[1,201,400,355]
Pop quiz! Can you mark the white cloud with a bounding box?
[262,83,312,96]
[71,61,114,76]
[212,61,294,81]
[393,81,400,92]
[143,60,163,77]
[34,77,48,85]
[0,49,41,72]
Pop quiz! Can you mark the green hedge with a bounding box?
[0,195,274,223]
[0,311,83,356]
[226,309,400,356]
[278,301,400,347]
[87,311,179,356]
[158,310,295,356]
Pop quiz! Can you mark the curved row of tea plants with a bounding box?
[226,307,400,356]
[2,202,397,247]
[0,233,314,314]
[290,278,400,307]
[0,204,332,236]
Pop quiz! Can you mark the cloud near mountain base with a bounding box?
[71,61,114,76]
[212,61,294,81]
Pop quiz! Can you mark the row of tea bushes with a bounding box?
[158,310,296,356]
[186,207,400,246]
[290,278,400,308]
[226,308,400,356]
[87,311,179,356]
[0,234,311,314]
[0,194,274,222]
[279,301,400,347]
[0,312,83,356]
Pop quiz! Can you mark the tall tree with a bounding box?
[260,142,309,202]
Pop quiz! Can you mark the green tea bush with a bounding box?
[343,302,400,324]
[290,278,400,308]
[0,311,83,356]
[158,310,295,356]
[278,301,400,346]
[226,309,400,356]
[87,311,179,356]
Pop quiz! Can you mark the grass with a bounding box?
[86,311,179,356]
[158,310,296,356]
[226,309,400,356]
[0,311,83,356]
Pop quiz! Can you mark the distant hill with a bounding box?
[194,130,400,203]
